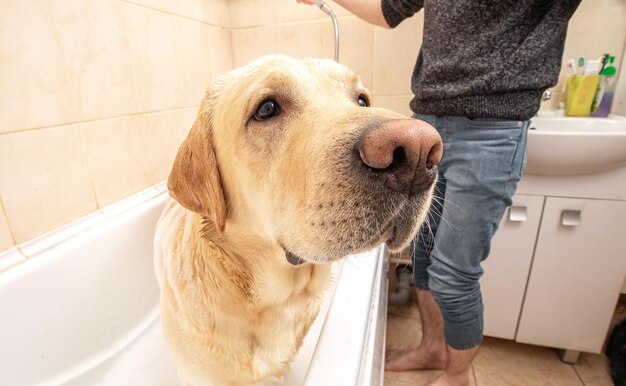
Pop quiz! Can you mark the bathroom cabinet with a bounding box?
[481,194,544,340]
[481,192,626,357]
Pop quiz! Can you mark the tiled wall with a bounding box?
[0,0,232,253]
[230,0,423,117]
[1,0,625,258]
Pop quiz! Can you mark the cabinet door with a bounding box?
[516,198,626,353]
[481,194,545,339]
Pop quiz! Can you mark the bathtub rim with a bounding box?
[0,182,168,276]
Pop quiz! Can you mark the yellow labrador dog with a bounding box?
[154,55,442,386]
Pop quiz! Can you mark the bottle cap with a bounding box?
[600,55,617,76]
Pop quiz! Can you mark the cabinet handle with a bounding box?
[561,210,581,227]
[509,206,527,222]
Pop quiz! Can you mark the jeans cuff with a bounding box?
[412,262,430,289]
[413,272,430,290]
[443,317,484,350]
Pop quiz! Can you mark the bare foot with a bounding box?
[423,372,470,386]
[385,345,447,371]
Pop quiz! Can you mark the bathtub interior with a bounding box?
[0,192,164,386]
[0,189,387,386]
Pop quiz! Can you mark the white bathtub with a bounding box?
[0,187,389,386]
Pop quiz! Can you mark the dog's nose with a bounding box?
[357,119,443,195]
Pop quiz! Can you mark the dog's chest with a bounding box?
[252,295,322,377]
[248,264,332,378]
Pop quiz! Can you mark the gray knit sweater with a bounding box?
[381,0,581,120]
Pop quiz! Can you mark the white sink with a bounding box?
[525,115,626,176]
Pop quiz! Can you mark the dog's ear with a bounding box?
[167,112,227,233]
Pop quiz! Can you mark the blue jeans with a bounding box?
[410,115,528,350]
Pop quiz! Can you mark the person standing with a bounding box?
[297,1,581,385]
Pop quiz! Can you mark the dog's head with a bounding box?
[168,55,442,264]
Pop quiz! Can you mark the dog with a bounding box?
[154,54,442,386]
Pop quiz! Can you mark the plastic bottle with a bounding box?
[591,55,617,118]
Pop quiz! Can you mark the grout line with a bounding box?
[471,364,479,386]
[229,29,235,70]
[114,0,230,29]
[134,115,154,190]
[76,123,102,210]
[0,106,199,137]
[572,363,586,386]
[0,195,17,247]
[114,0,139,117]
[227,0,234,30]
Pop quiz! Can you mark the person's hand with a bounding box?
[296,0,317,5]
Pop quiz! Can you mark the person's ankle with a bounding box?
[419,342,448,367]
[421,340,447,358]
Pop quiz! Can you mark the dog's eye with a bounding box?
[254,99,280,121]
[357,95,369,107]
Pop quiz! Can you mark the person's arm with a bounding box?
[297,0,389,28]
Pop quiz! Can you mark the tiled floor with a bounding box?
[385,297,614,386]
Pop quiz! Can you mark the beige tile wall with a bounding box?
[0,0,232,254]
[230,0,423,116]
[2,0,624,257]
[0,124,99,244]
